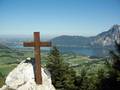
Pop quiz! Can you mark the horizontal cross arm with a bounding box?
[23,42,51,47]
[40,42,51,47]
[23,42,34,47]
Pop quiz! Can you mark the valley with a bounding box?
[0,46,105,77]
[0,24,120,88]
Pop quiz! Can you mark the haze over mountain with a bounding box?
[52,24,120,48]
[0,24,120,52]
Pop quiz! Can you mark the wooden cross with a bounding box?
[23,32,51,84]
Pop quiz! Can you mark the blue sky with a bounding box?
[0,0,120,38]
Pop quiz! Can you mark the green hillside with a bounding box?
[0,44,34,77]
[0,43,10,49]
[0,45,111,89]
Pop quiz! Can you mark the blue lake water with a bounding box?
[11,45,110,57]
[57,47,110,57]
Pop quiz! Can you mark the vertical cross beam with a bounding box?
[23,32,51,84]
[34,32,42,84]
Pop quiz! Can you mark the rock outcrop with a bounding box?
[0,58,55,90]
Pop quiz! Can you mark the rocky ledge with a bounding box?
[0,58,55,90]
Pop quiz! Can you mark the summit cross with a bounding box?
[23,32,51,84]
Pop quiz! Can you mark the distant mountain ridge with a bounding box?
[0,24,120,49]
[52,24,120,48]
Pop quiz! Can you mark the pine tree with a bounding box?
[0,72,5,87]
[99,41,120,90]
[46,46,76,90]
[110,41,120,71]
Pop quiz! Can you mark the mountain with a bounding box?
[52,24,120,48]
[92,24,120,47]
[52,35,92,47]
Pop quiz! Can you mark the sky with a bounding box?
[0,0,120,38]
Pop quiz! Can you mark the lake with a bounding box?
[11,44,110,57]
[57,47,110,57]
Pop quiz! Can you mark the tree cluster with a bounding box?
[46,42,120,90]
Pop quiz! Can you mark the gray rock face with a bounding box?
[92,24,120,46]
[0,58,56,90]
